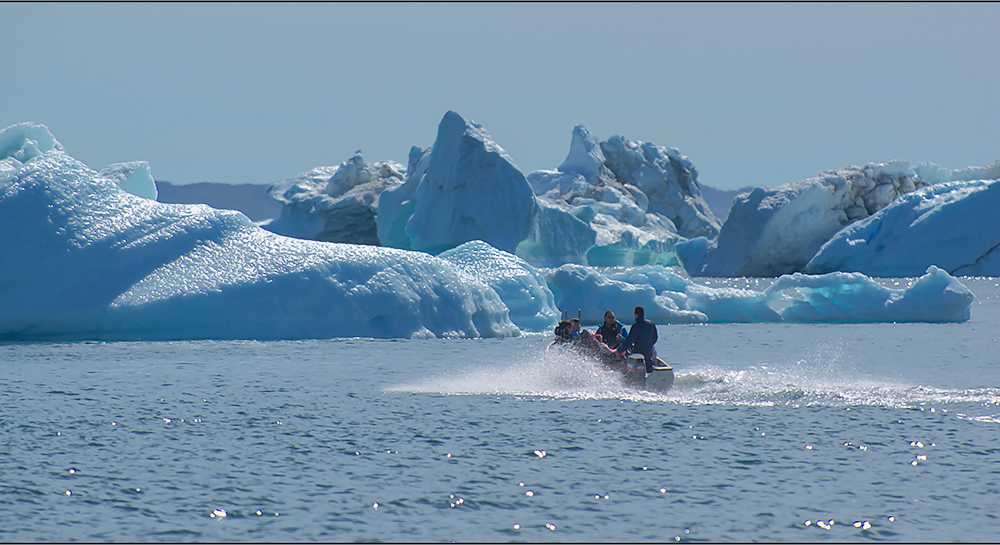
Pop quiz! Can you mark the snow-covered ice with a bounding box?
[438,241,559,332]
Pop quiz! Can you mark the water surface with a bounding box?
[2,278,999,541]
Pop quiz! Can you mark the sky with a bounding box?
[2,2,998,190]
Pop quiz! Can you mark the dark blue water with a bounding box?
[2,278,998,542]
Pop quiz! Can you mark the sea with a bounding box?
[2,277,999,542]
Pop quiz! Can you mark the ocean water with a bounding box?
[2,278,999,542]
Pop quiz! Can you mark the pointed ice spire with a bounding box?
[557,125,604,183]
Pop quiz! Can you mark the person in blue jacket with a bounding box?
[616,306,658,373]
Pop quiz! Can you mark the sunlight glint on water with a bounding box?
[0,278,998,541]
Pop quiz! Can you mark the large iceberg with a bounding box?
[599,135,720,240]
[0,122,978,343]
[376,111,537,255]
[806,178,1000,277]
[520,126,692,268]
[269,115,719,271]
[688,161,1000,277]
[262,153,405,245]
[0,124,520,341]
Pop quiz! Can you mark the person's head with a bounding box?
[569,318,581,332]
[634,306,645,321]
[555,320,571,340]
[604,310,616,325]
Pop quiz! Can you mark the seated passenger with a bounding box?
[553,320,573,343]
[596,310,625,350]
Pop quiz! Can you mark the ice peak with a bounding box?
[0,123,65,164]
[557,125,604,183]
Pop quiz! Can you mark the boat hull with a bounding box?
[550,342,674,393]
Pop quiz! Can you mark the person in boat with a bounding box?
[596,310,626,350]
[615,306,658,373]
[551,317,619,368]
[553,320,573,343]
[569,318,623,370]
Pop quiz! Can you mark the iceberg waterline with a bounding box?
[0,122,978,341]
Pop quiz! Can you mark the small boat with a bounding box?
[547,336,674,393]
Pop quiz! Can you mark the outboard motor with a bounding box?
[646,360,674,392]
[625,354,647,387]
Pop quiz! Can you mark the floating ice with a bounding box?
[806,179,1000,277]
[544,264,708,324]
[98,161,158,201]
[0,124,518,341]
[767,266,973,323]
[379,110,537,255]
[439,241,559,332]
[600,135,720,240]
[0,123,977,343]
[262,152,405,245]
[520,126,688,268]
[690,161,1000,277]
[542,264,972,324]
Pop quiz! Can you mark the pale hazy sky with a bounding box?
[3,3,998,189]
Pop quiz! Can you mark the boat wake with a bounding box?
[387,347,1000,414]
[386,345,664,401]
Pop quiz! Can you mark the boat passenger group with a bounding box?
[552,306,659,374]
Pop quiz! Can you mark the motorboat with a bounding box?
[548,333,674,392]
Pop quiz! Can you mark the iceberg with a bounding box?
[806,178,1000,277]
[543,264,973,324]
[544,264,709,324]
[769,266,973,323]
[690,160,1000,278]
[262,152,405,245]
[519,126,722,269]
[520,126,687,268]
[692,161,948,277]
[0,122,977,343]
[377,111,537,255]
[599,135,720,240]
[438,241,560,332]
[269,115,718,272]
[375,145,431,251]
[0,124,519,341]
[98,161,158,201]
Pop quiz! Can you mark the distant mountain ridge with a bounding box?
[700,184,756,222]
[155,181,281,222]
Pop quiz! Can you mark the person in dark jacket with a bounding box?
[553,320,573,343]
[596,310,625,350]
[616,306,658,373]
